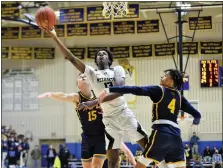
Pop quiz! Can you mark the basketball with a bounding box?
[35,7,56,30]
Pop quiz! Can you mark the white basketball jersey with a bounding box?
[84,65,128,116]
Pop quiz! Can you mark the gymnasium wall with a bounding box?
[2,7,222,146]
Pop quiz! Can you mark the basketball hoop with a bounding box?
[102,2,129,18]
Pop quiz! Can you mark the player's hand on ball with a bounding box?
[40,27,57,39]
[37,92,52,98]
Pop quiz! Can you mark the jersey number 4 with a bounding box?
[168,98,176,114]
[88,110,97,121]
[104,82,113,88]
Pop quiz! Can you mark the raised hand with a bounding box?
[37,92,52,99]
[40,26,57,39]
[78,102,90,111]
[78,100,98,111]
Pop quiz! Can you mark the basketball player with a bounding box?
[38,73,137,168]
[38,73,106,168]
[43,28,147,168]
[99,69,202,168]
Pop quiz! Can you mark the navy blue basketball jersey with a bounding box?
[76,91,105,136]
[152,87,181,123]
[108,85,201,136]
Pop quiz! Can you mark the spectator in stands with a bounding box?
[16,137,22,167]
[185,143,192,167]
[219,146,223,158]
[8,146,17,167]
[8,136,15,149]
[212,147,218,156]
[22,138,30,166]
[31,145,41,168]
[53,155,61,168]
[204,146,212,157]
[192,153,204,168]
[204,145,212,163]
[190,132,200,157]
[212,150,222,168]
[47,144,57,168]
[2,134,8,168]
[59,144,70,168]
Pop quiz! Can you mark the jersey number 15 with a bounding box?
[88,110,97,121]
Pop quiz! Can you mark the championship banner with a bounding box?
[189,16,212,30]
[87,6,111,21]
[113,21,135,34]
[68,47,85,59]
[178,42,198,55]
[67,23,88,36]
[2,2,20,18]
[132,45,153,58]
[154,43,176,56]
[109,46,130,59]
[137,20,159,33]
[11,47,32,60]
[59,7,85,23]
[200,41,222,54]
[21,26,41,39]
[34,48,55,59]
[118,59,136,107]
[90,22,111,36]
[2,27,20,39]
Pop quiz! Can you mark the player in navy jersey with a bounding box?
[38,73,106,168]
[38,73,136,168]
[99,69,201,168]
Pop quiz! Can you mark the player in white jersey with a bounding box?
[43,27,147,168]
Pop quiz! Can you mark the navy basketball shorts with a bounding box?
[81,133,106,161]
[143,130,185,167]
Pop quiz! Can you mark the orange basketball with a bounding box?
[35,7,56,30]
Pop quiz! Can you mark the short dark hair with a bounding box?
[94,49,113,67]
[164,69,184,90]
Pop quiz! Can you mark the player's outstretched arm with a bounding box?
[38,92,79,102]
[78,99,99,111]
[99,85,163,104]
[181,96,201,125]
[43,28,85,73]
[100,76,126,103]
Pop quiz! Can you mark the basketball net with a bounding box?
[102,2,129,18]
